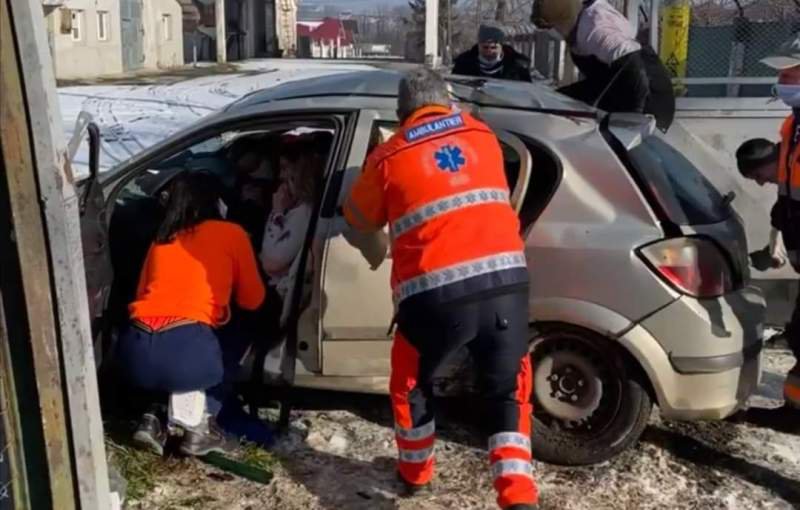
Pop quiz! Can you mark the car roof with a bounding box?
[226,68,597,115]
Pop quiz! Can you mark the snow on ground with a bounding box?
[58,60,376,179]
[122,349,799,510]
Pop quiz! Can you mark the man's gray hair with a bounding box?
[397,68,451,121]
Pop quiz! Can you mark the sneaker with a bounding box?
[179,417,239,457]
[132,413,167,456]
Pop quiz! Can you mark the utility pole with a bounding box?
[446,0,453,66]
[216,0,227,63]
[425,0,440,68]
[624,0,640,33]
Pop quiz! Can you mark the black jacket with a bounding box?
[452,45,532,82]
[558,45,675,132]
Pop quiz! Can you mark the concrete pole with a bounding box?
[216,0,227,63]
[649,0,660,51]
[425,0,439,68]
[624,0,640,33]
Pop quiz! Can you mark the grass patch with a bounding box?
[105,437,172,501]
[238,442,279,472]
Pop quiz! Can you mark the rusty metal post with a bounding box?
[2,0,111,508]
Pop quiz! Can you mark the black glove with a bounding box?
[749,247,778,272]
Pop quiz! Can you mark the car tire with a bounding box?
[528,324,652,466]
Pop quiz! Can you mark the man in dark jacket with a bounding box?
[452,23,532,82]
[531,0,675,132]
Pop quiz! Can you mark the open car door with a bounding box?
[76,124,114,363]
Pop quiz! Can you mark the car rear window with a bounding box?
[627,136,729,225]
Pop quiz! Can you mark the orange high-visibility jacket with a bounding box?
[344,105,527,306]
[779,114,800,199]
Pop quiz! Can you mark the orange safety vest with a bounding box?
[778,114,800,199]
[344,105,527,306]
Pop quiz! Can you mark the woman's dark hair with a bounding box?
[155,171,222,244]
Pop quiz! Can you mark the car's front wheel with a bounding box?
[529,324,652,466]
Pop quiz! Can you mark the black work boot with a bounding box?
[132,413,167,456]
[179,416,239,457]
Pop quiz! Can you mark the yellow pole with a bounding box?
[659,0,691,95]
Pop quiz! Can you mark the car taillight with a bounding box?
[639,237,733,298]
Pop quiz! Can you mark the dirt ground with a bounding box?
[117,347,799,510]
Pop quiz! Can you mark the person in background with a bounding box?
[735,35,800,419]
[343,68,539,510]
[531,0,675,131]
[452,23,532,82]
[117,171,266,456]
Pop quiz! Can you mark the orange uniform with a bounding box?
[345,105,537,509]
[130,220,266,328]
[774,115,800,409]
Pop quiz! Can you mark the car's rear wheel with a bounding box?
[529,324,652,466]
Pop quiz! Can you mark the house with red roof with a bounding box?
[297,17,357,59]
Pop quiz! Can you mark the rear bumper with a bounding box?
[669,339,763,374]
[618,285,766,420]
[618,322,764,420]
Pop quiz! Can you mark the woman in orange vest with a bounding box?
[117,171,266,457]
[344,68,539,510]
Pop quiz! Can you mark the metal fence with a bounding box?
[493,0,800,97]
[668,0,800,97]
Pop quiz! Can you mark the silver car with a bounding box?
[79,69,766,466]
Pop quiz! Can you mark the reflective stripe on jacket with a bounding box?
[344,105,527,306]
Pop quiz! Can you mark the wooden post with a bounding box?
[2,0,112,508]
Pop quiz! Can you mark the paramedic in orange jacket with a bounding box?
[118,172,266,457]
[343,68,539,510]
[736,37,800,415]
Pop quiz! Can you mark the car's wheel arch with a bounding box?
[529,297,665,406]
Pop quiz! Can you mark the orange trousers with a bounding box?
[389,290,538,508]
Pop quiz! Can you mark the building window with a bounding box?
[70,10,83,41]
[161,14,172,41]
[97,11,109,41]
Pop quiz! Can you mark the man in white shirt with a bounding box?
[532,0,675,131]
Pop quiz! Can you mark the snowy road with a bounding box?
[58,60,376,179]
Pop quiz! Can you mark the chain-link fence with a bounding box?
[660,0,800,97]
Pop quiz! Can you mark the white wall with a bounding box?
[50,0,124,79]
[142,0,184,69]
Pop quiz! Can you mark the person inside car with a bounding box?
[452,23,532,82]
[117,171,266,457]
[258,139,321,331]
[226,136,280,247]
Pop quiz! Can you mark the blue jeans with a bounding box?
[117,321,251,415]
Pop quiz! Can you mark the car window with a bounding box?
[627,136,729,226]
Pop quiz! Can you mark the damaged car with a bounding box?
[78,69,766,465]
